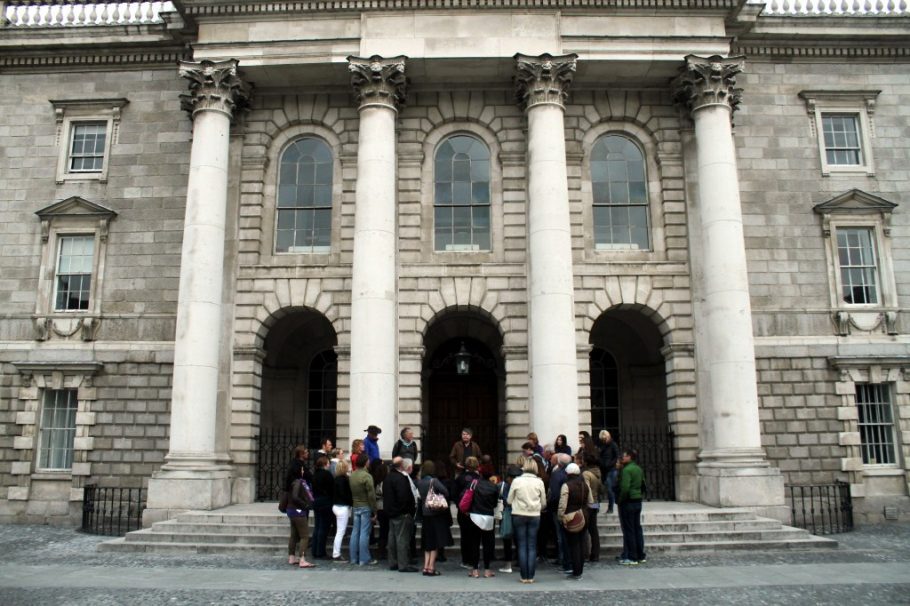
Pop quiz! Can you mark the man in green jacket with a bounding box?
[349,455,377,566]
[618,448,646,565]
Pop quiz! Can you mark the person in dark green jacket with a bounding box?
[618,448,646,565]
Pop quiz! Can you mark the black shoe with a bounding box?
[399,566,420,573]
[389,565,399,571]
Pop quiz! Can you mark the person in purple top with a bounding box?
[364,425,382,463]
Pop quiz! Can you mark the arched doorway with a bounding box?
[590,307,673,499]
[423,311,504,475]
[257,308,337,500]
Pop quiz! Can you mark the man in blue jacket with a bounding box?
[363,425,381,463]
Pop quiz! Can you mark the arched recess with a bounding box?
[260,307,338,448]
[589,305,676,500]
[422,307,506,475]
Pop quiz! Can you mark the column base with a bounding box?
[144,468,233,526]
[697,458,789,524]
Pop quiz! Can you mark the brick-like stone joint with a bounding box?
[514,52,577,112]
[178,59,251,120]
[347,55,408,111]
[672,55,745,118]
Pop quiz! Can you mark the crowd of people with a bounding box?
[282,425,646,581]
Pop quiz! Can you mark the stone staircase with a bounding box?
[99,501,837,555]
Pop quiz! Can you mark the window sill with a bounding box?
[31,471,73,481]
[862,467,904,477]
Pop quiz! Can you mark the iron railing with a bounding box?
[256,429,308,502]
[787,481,854,534]
[81,484,145,536]
[615,426,676,501]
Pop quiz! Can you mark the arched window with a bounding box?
[434,134,491,251]
[276,137,332,253]
[591,135,650,251]
[590,348,620,436]
[307,350,337,448]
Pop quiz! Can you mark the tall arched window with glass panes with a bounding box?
[276,137,332,253]
[434,134,491,251]
[591,134,650,251]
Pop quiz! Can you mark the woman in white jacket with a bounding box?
[506,457,547,583]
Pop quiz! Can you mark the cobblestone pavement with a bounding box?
[0,523,909,605]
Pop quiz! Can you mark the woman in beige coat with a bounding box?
[506,457,547,583]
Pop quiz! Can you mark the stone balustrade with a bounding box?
[759,0,907,14]
[3,1,173,27]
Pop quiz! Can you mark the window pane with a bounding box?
[69,123,106,173]
[55,236,94,311]
[435,183,452,205]
[855,384,896,465]
[434,135,491,253]
[822,115,862,166]
[837,227,878,305]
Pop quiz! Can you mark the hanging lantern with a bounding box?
[455,341,471,375]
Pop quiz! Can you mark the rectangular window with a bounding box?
[822,114,862,166]
[38,389,78,470]
[69,122,108,173]
[54,235,95,311]
[855,384,897,466]
[836,227,878,305]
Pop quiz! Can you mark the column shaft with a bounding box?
[692,104,763,460]
[350,105,398,457]
[167,108,231,466]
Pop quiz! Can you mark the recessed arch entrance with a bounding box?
[422,309,505,476]
[589,306,673,499]
[256,307,337,500]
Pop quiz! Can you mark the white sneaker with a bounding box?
[499,566,513,573]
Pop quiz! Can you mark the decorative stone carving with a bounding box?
[81,317,100,342]
[178,59,251,119]
[33,317,48,342]
[514,53,577,111]
[834,311,851,336]
[884,311,899,335]
[347,55,407,111]
[672,55,745,116]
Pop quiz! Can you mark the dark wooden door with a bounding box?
[426,368,499,476]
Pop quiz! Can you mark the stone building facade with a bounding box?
[0,0,908,526]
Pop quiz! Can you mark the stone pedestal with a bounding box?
[673,55,785,518]
[145,60,249,522]
[515,53,580,444]
[347,56,407,457]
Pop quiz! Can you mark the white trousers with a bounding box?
[332,505,352,558]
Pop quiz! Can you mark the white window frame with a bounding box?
[814,190,898,315]
[854,383,900,468]
[34,197,116,341]
[799,90,879,176]
[36,388,79,471]
[51,98,128,184]
[52,234,96,312]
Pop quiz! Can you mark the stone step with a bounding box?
[99,538,286,555]
[152,522,289,535]
[126,529,286,545]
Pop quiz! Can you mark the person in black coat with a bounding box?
[310,455,334,559]
[597,430,621,514]
[383,457,419,572]
[392,427,419,472]
[285,445,312,492]
[465,466,500,578]
[416,460,452,575]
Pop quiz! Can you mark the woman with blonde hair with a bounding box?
[331,459,353,561]
[507,456,546,583]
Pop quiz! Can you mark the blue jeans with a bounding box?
[350,506,373,565]
[620,501,645,562]
[604,469,618,510]
[552,511,569,570]
[512,514,540,580]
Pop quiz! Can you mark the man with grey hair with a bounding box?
[383,457,419,572]
[597,430,620,514]
[547,452,573,573]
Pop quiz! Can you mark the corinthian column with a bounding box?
[347,55,406,457]
[515,53,580,446]
[673,55,785,516]
[146,60,250,520]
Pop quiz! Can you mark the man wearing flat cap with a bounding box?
[363,425,382,464]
